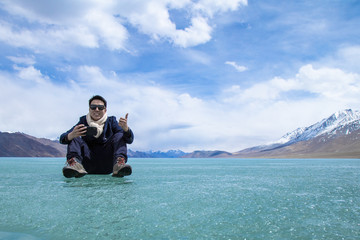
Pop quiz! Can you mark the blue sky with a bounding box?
[0,0,360,152]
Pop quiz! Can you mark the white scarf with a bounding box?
[86,112,108,138]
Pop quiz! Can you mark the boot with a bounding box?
[62,157,87,178]
[112,157,132,177]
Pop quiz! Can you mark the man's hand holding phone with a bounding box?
[86,126,97,137]
[67,125,98,141]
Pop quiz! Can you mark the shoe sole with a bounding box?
[63,167,87,178]
[112,165,132,178]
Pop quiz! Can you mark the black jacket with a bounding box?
[59,115,134,145]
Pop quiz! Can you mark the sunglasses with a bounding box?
[90,104,106,110]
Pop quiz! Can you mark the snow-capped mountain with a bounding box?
[233,109,360,158]
[128,149,187,158]
[274,109,360,145]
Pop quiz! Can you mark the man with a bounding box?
[59,95,134,178]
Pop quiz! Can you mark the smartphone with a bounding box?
[86,126,97,137]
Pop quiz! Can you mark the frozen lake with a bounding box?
[0,158,359,240]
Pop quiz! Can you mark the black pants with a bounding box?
[66,132,127,174]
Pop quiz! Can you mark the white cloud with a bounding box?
[224,64,360,104]
[0,19,99,51]
[225,61,248,72]
[218,63,360,147]
[83,9,129,51]
[0,1,127,51]
[122,0,247,47]
[173,16,212,47]
[120,1,213,47]
[0,21,40,48]
[14,65,49,84]
[182,49,212,65]
[7,55,36,65]
[0,66,88,139]
[317,45,360,73]
[337,46,360,64]
[1,60,359,152]
[194,0,248,17]
[0,0,247,50]
[296,64,360,100]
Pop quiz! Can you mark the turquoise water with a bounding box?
[0,158,359,240]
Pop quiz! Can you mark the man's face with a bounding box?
[89,99,107,121]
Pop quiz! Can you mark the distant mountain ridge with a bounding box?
[128,149,187,158]
[1,109,360,158]
[231,109,360,158]
[184,109,360,158]
[274,109,360,145]
[0,132,66,157]
[0,132,187,158]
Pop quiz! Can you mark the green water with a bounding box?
[0,158,359,240]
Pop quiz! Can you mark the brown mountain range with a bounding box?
[1,125,359,158]
[182,131,360,159]
[0,132,66,157]
[229,128,360,158]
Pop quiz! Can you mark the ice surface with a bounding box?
[0,158,359,240]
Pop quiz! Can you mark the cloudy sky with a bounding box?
[0,0,360,152]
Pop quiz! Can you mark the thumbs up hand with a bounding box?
[119,113,129,132]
